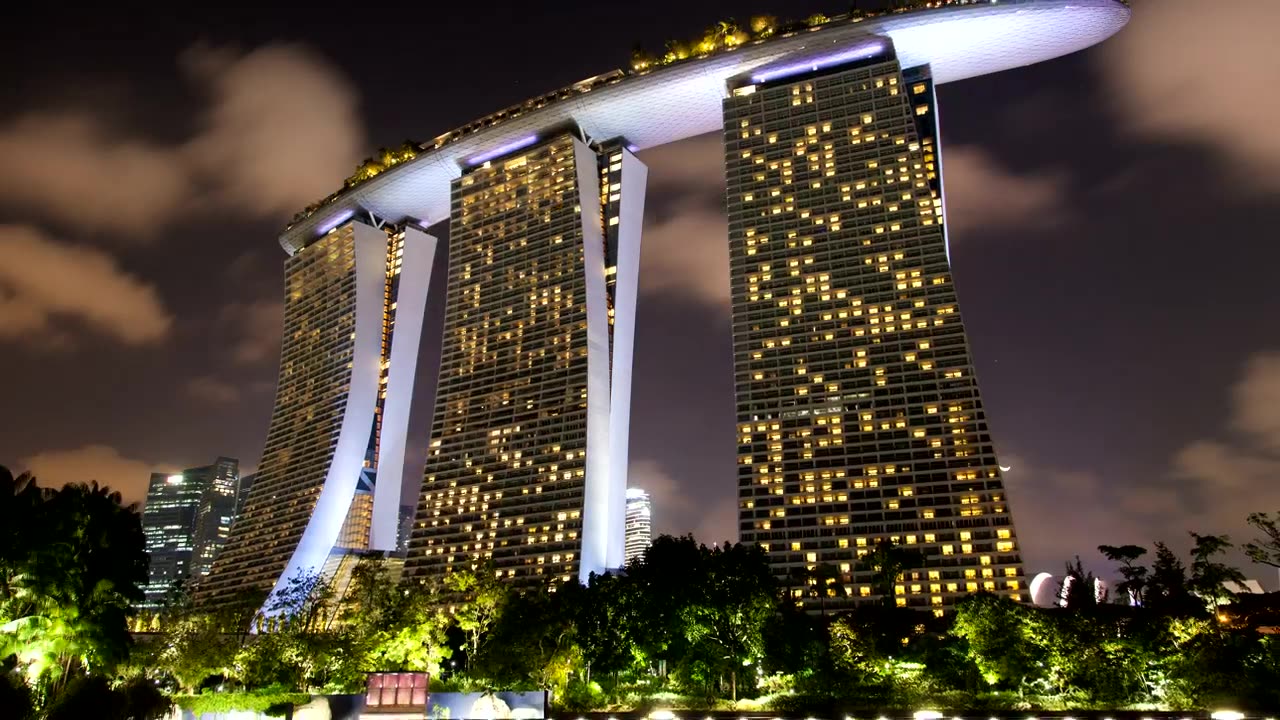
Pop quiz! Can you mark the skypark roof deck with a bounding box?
[280,0,1128,254]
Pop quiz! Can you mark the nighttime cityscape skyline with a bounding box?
[9,1,1280,716]
[3,0,1280,591]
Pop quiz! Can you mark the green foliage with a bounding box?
[174,686,310,715]
[1244,511,1280,568]
[444,562,508,669]
[0,467,148,709]
[43,675,171,720]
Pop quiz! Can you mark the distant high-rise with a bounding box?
[405,132,645,588]
[624,488,652,565]
[724,46,1025,613]
[234,472,255,519]
[195,219,436,614]
[140,457,240,609]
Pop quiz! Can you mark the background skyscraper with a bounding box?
[624,488,652,565]
[140,457,240,609]
[195,220,436,614]
[405,132,645,587]
[725,44,1024,613]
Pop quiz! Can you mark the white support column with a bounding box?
[605,149,647,570]
[573,137,615,584]
[264,221,386,613]
[370,226,437,551]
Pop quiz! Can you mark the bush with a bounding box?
[175,686,311,716]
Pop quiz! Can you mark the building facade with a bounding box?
[724,45,1025,612]
[404,132,645,588]
[140,457,240,609]
[208,0,1125,617]
[195,219,436,614]
[624,488,652,565]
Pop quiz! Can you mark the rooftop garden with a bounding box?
[287,0,1124,232]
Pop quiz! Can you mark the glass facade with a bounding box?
[405,132,640,589]
[724,51,1025,613]
[624,488,652,565]
[140,457,240,609]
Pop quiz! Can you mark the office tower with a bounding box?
[194,219,436,614]
[190,457,243,578]
[725,44,1025,613]
[405,132,645,588]
[624,488,652,565]
[235,472,255,519]
[140,457,240,609]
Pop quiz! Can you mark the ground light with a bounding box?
[914,711,943,720]
[1212,713,1246,720]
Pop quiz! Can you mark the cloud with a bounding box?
[185,375,241,405]
[628,458,739,547]
[183,43,364,217]
[1105,0,1280,187]
[1231,352,1280,452]
[640,205,731,310]
[20,444,164,506]
[219,299,283,365]
[629,458,693,516]
[0,116,192,237]
[940,146,1066,236]
[640,133,724,191]
[638,135,731,311]
[1169,351,1280,530]
[0,225,172,345]
[0,44,363,237]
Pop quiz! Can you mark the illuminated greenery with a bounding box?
[7,454,1280,714]
[0,466,150,716]
[630,2,987,72]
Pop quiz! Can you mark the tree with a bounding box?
[1099,544,1149,605]
[0,471,148,705]
[862,538,924,606]
[1188,533,1245,608]
[444,563,508,670]
[370,581,452,676]
[1244,512,1280,569]
[1144,542,1200,617]
[265,570,335,633]
[790,563,844,616]
[748,15,777,37]
[681,542,776,701]
[475,584,579,694]
[952,594,1047,694]
[1060,557,1103,609]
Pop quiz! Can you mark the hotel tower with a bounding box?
[726,44,1023,612]
[403,132,644,588]
[195,219,436,613]
[198,0,1126,615]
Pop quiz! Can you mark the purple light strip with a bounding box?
[316,209,355,236]
[466,134,539,165]
[750,41,886,84]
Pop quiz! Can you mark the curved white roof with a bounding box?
[281,0,1129,253]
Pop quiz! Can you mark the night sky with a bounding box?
[3,0,1279,586]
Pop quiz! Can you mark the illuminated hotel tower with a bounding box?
[195,219,436,613]
[405,131,644,588]
[726,42,1025,612]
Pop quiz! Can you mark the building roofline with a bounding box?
[279,0,1128,255]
